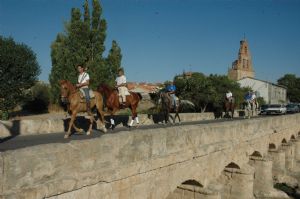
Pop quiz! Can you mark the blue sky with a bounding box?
[1,0,300,83]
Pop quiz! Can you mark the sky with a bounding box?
[0,0,300,84]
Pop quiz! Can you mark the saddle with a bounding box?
[79,89,95,102]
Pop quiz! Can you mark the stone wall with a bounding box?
[0,113,216,137]
[1,114,299,199]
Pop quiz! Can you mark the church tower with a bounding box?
[228,39,255,80]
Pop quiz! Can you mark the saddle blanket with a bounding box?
[79,89,95,99]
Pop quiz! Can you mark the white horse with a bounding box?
[244,99,258,119]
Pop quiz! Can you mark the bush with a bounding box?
[22,82,50,113]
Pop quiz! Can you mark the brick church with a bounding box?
[228,39,287,104]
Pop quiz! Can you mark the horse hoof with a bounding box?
[79,128,84,133]
[64,134,70,139]
[102,128,107,133]
[86,131,91,135]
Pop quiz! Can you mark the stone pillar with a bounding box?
[221,164,255,199]
[249,156,289,199]
[268,148,286,177]
[281,142,295,172]
[294,138,300,161]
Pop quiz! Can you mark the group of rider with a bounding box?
[76,64,257,111]
[225,90,257,104]
[76,64,178,110]
[76,65,128,112]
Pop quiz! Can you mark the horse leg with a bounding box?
[110,108,118,130]
[87,112,95,135]
[72,123,84,134]
[174,111,180,123]
[128,106,137,127]
[95,100,107,133]
[65,112,77,138]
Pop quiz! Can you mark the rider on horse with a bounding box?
[166,82,177,110]
[115,68,128,107]
[76,64,91,113]
[244,91,252,102]
[225,90,233,103]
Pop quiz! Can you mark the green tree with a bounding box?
[173,72,248,112]
[277,74,300,102]
[0,36,40,119]
[49,0,120,104]
[106,40,122,85]
[174,72,216,112]
[23,82,50,113]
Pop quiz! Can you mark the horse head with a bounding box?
[98,83,114,97]
[59,80,76,102]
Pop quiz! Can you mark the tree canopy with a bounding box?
[173,73,248,112]
[277,74,300,103]
[0,36,40,118]
[49,0,122,104]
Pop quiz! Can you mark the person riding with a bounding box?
[76,64,91,113]
[115,68,128,106]
[251,91,258,108]
[166,81,177,109]
[225,90,233,103]
[244,90,252,102]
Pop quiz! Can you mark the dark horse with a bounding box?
[98,84,142,129]
[160,92,181,124]
[224,97,235,118]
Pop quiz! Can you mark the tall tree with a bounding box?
[106,40,122,85]
[277,74,300,102]
[0,36,40,118]
[49,0,120,104]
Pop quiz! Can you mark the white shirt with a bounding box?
[116,75,126,86]
[78,72,90,88]
[251,93,256,100]
[226,92,232,99]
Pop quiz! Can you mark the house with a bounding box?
[237,77,287,104]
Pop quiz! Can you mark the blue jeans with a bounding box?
[82,88,90,102]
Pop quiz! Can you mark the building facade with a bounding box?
[228,40,255,80]
[238,77,287,104]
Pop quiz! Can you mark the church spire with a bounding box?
[228,39,255,80]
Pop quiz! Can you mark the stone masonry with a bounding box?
[0,114,300,199]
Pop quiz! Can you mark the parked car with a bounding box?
[259,104,269,115]
[286,103,300,113]
[265,104,287,115]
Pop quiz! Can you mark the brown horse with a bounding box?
[224,97,235,118]
[97,84,142,129]
[59,80,107,138]
[160,92,181,124]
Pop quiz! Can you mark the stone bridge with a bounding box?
[1,114,300,199]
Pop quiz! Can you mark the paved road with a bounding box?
[0,116,265,152]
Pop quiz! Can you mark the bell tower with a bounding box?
[228,39,255,80]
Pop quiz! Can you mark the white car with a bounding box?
[265,104,287,115]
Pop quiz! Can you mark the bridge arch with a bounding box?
[269,143,277,150]
[281,138,287,143]
[165,179,204,199]
[250,151,263,157]
[224,162,241,169]
[290,135,296,140]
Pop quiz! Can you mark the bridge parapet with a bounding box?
[0,114,299,199]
